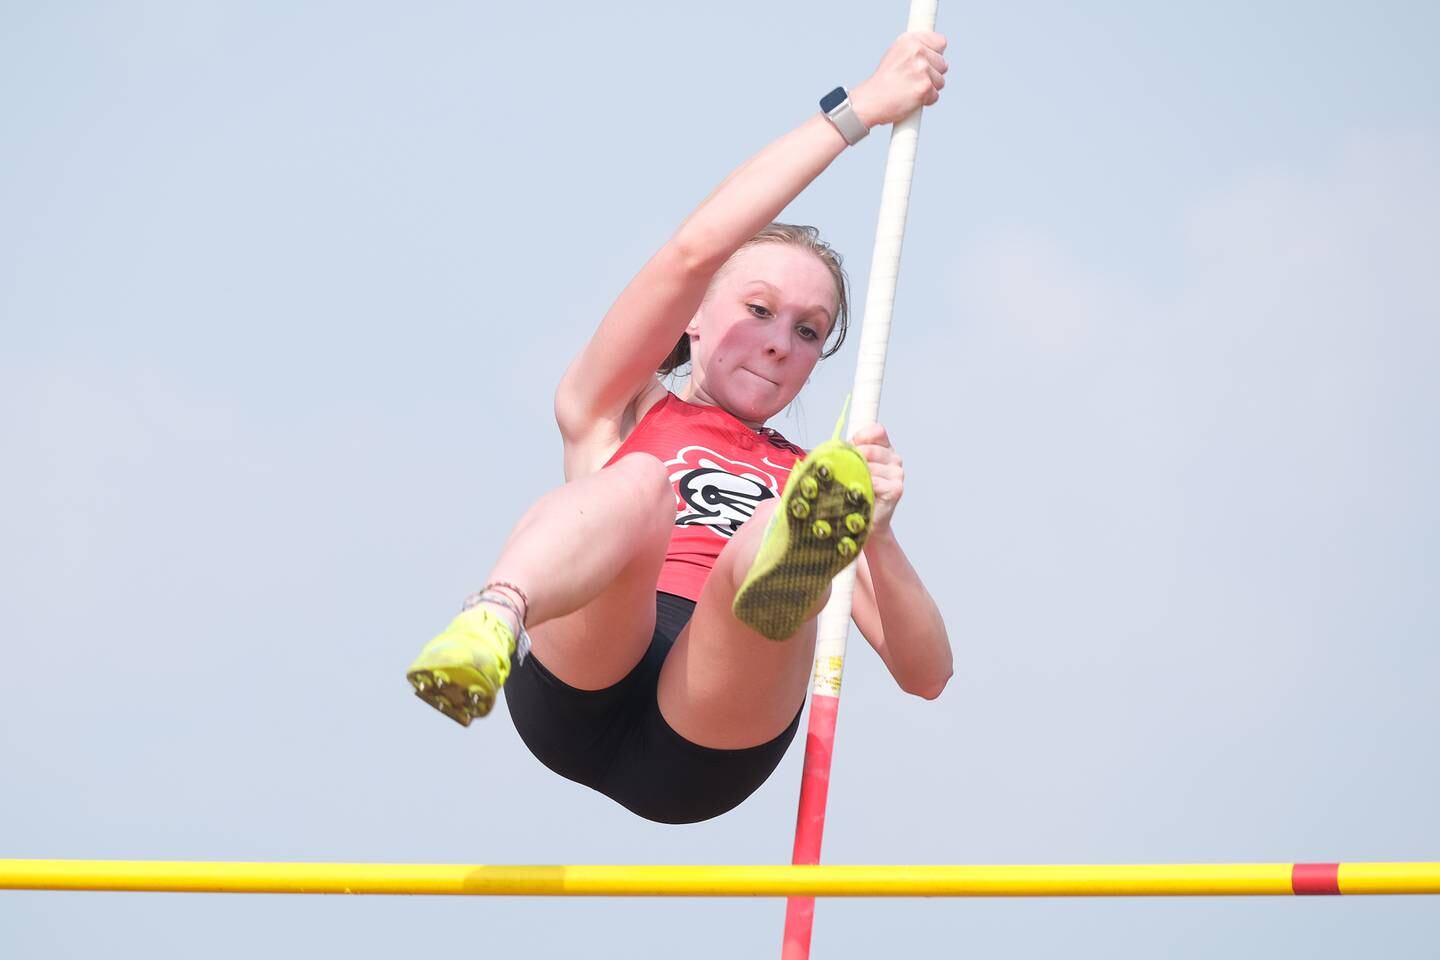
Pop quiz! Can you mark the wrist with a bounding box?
[847,83,878,130]
[820,86,869,146]
[865,518,897,550]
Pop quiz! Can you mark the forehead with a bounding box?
[721,244,837,309]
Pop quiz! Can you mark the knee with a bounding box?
[751,498,778,523]
[613,453,674,519]
[735,498,777,548]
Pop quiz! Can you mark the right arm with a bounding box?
[553,32,948,443]
[553,113,851,443]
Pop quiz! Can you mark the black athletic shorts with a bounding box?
[504,591,803,824]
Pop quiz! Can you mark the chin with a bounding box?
[720,391,776,424]
[742,394,795,425]
[714,372,795,423]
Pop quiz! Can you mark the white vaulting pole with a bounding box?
[782,1,939,957]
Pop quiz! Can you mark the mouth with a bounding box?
[742,368,779,386]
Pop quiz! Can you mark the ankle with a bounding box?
[472,601,518,639]
[476,580,529,620]
[461,581,533,662]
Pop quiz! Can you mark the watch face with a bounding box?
[819,86,847,113]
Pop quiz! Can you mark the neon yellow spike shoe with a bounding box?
[406,607,517,727]
[733,398,874,641]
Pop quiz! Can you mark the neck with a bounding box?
[678,381,765,431]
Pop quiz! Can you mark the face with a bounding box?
[684,243,839,428]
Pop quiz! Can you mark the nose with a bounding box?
[763,327,790,360]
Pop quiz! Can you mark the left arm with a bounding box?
[852,532,952,699]
[848,425,952,699]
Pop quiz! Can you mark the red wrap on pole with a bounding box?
[781,693,840,958]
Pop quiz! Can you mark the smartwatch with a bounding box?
[820,86,869,146]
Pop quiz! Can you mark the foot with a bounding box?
[732,402,874,641]
[406,605,517,726]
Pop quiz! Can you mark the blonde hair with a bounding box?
[658,223,851,376]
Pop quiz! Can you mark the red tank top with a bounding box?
[604,392,807,601]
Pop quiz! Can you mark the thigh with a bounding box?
[656,502,821,750]
[527,454,673,690]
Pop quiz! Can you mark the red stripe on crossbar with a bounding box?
[1292,863,1341,895]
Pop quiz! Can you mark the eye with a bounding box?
[747,303,772,318]
[797,325,820,342]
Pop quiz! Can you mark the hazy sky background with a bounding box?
[2,2,1437,957]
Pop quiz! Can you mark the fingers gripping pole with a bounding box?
[783,2,939,958]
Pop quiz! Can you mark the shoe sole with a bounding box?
[407,663,497,727]
[732,443,873,641]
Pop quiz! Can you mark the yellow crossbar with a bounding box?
[3,861,1439,897]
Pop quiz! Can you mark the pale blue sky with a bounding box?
[2,2,1437,957]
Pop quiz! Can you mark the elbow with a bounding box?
[906,665,952,701]
[667,229,729,277]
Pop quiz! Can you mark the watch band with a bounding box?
[820,86,868,146]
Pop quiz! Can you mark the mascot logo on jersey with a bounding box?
[665,445,788,539]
